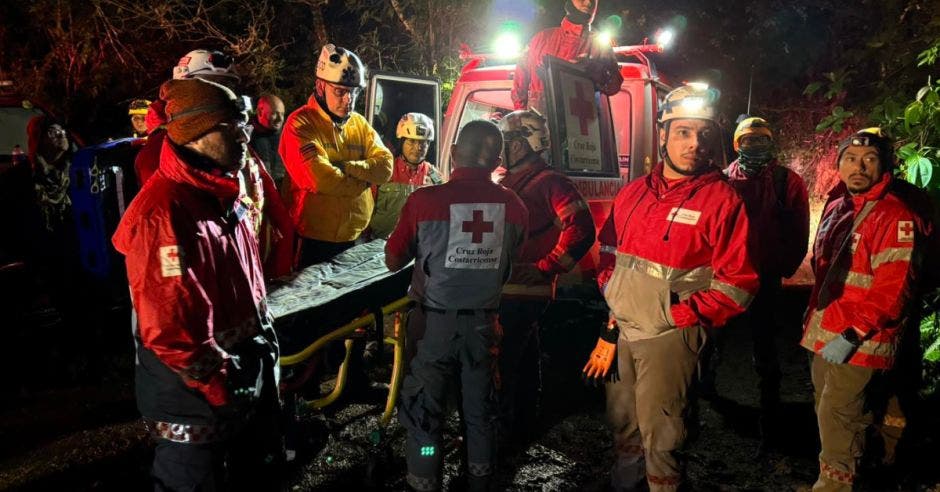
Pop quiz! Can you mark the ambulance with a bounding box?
[365,42,672,292]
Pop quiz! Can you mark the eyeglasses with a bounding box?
[217,121,253,141]
[47,127,67,139]
[326,82,361,99]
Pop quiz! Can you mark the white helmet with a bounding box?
[172,50,240,82]
[396,113,434,141]
[498,110,549,153]
[658,83,720,124]
[316,44,366,88]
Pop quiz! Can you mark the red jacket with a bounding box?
[114,140,271,407]
[135,131,294,280]
[512,17,623,111]
[498,157,595,298]
[801,174,920,369]
[597,164,759,340]
[725,160,810,278]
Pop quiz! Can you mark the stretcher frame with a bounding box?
[278,296,413,426]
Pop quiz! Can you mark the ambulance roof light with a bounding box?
[655,28,675,50]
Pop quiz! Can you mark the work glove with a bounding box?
[582,318,620,386]
[820,328,863,364]
[333,160,347,174]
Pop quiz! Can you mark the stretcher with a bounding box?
[267,239,413,426]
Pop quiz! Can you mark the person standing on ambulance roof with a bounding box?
[802,128,928,492]
[369,112,443,239]
[495,110,595,450]
[386,120,528,492]
[720,116,809,450]
[587,83,759,491]
[279,43,393,266]
[512,0,623,113]
[113,78,282,491]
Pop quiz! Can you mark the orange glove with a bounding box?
[582,318,620,386]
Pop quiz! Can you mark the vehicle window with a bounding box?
[0,106,43,157]
[455,90,513,141]
[609,90,632,172]
[369,77,441,164]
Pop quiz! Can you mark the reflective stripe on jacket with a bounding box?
[499,157,595,299]
[597,163,759,341]
[801,174,919,369]
[279,95,393,242]
[386,166,528,310]
[113,140,274,407]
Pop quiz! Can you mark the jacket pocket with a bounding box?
[603,265,674,336]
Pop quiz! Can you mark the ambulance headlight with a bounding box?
[493,32,522,59]
[655,28,675,49]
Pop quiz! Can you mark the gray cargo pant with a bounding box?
[398,308,501,491]
[606,326,706,492]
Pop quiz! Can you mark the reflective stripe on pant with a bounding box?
[810,354,877,492]
[606,326,705,492]
[497,299,548,448]
[398,310,500,491]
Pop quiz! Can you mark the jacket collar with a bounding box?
[827,172,892,208]
[158,139,241,202]
[560,17,587,37]
[450,166,496,182]
[647,162,723,198]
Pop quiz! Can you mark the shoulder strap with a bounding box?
[773,165,788,208]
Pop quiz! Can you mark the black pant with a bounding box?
[700,276,782,409]
[496,299,549,448]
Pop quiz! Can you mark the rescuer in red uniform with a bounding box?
[495,110,595,449]
[386,120,528,492]
[802,128,928,492]
[511,0,623,113]
[113,78,282,491]
[135,50,295,280]
[586,84,759,491]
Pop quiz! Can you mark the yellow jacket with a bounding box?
[279,95,393,242]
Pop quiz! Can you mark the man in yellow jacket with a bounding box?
[280,43,393,266]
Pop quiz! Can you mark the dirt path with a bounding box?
[2,291,939,491]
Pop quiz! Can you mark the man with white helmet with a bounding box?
[369,112,443,239]
[495,110,595,450]
[134,49,295,280]
[135,49,241,187]
[589,84,758,490]
[279,43,393,266]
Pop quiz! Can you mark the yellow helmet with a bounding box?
[733,117,773,151]
[128,99,151,116]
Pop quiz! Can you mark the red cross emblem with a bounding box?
[462,210,494,243]
[568,81,596,136]
[897,221,914,242]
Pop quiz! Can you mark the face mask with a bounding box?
[564,0,594,25]
[737,143,774,175]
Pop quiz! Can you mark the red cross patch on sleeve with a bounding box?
[160,245,183,277]
[897,221,914,243]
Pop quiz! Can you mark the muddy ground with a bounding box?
[2,288,939,491]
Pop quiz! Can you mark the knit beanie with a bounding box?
[160,78,245,145]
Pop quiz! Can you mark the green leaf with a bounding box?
[832,121,843,133]
[897,142,919,160]
[905,101,925,125]
[917,85,931,102]
[803,82,823,96]
[905,155,934,187]
[815,117,833,132]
